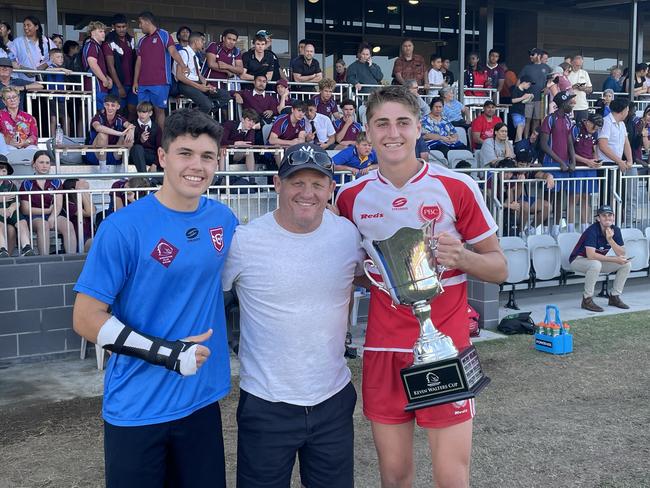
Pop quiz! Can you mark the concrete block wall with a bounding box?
[0,255,85,363]
[467,277,500,331]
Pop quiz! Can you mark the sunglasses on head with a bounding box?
[285,150,333,170]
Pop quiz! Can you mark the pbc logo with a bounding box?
[392,197,408,210]
[151,238,179,268]
[209,227,224,252]
[419,203,442,223]
[360,212,384,220]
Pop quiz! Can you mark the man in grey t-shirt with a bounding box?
[222,143,364,488]
[518,48,551,138]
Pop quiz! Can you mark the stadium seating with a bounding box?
[500,236,530,309]
[620,228,650,271]
[556,231,582,283]
[527,234,561,282]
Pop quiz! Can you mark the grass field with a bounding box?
[1,311,649,487]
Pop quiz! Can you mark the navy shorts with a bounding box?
[237,382,356,488]
[104,401,226,488]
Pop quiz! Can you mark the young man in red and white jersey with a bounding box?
[335,85,507,488]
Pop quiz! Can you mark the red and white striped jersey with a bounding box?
[335,161,498,351]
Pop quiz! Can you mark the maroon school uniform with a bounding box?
[83,38,109,92]
[205,42,241,82]
[19,179,62,210]
[136,29,174,86]
[237,90,278,116]
[221,121,255,146]
[312,94,338,118]
[333,119,362,143]
[270,114,305,141]
[103,36,135,86]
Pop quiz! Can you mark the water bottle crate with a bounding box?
[534,331,573,355]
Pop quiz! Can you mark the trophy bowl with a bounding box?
[363,221,490,411]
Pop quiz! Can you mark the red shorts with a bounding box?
[362,350,475,429]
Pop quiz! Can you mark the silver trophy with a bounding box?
[363,220,490,411]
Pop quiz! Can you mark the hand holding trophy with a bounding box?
[363,219,491,411]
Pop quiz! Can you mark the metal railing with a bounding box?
[16,68,96,142]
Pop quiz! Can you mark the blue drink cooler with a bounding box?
[534,305,573,355]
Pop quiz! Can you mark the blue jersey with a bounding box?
[74,194,238,426]
[332,145,377,170]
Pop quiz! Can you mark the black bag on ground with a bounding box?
[497,311,535,335]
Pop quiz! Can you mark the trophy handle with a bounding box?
[363,259,391,297]
[429,235,447,278]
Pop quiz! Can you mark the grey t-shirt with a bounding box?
[518,63,551,100]
[222,210,365,406]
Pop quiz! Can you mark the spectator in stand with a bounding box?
[595,89,614,117]
[440,86,469,128]
[194,32,207,68]
[598,97,633,173]
[391,38,428,91]
[133,11,188,128]
[221,108,258,171]
[258,30,285,82]
[510,76,535,142]
[130,101,162,172]
[175,26,191,50]
[205,29,244,89]
[518,48,551,138]
[104,176,152,217]
[312,78,340,119]
[174,32,229,115]
[405,79,430,118]
[335,59,347,83]
[105,14,137,121]
[427,55,445,97]
[485,49,505,93]
[275,78,295,114]
[290,42,322,89]
[540,51,550,65]
[50,34,63,50]
[514,127,541,164]
[0,156,33,257]
[441,58,454,86]
[480,122,515,166]
[88,94,135,167]
[572,112,604,227]
[19,150,77,255]
[569,205,631,312]
[346,43,383,94]
[82,21,112,110]
[0,22,13,56]
[241,34,274,82]
[630,106,650,171]
[421,97,468,157]
[332,131,377,177]
[62,178,95,252]
[333,99,362,148]
[0,57,43,111]
[500,61,517,103]
[304,98,336,149]
[62,40,79,71]
[603,67,623,93]
[470,100,502,149]
[9,16,56,81]
[545,64,572,114]
[0,86,39,165]
[268,101,307,166]
[622,62,648,97]
[464,52,490,97]
[568,54,593,123]
[44,48,72,136]
[514,150,553,232]
[233,74,278,125]
[540,91,577,235]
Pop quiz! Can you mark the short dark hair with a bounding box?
[62,40,79,56]
[222,28,238,39]
[254,35,267,44]
[253,73,268,81]
[137,11,157,26]
[357,42,371,55]
[483,100,496,108]
[112,14,127,25]
[488,48,499,56]
[49,48,62,56]
[610,97,629,114]
[340,99,356,109]
[161,109,224,151]
[304,98,316,108]
[188,32,202,43]
[241,109,259,122]
[32,150,51,164]
[176,26,191,38]
[299,39,307,45]
[430,54,442,63]
[104,94,120,104]
[429,97,444,109]
[291,101,307,112]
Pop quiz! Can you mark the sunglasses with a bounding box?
[285,150,333,170]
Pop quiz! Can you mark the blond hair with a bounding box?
[87,21,107,34]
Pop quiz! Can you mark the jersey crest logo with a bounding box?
[151,238,179,268]
[419,203,442,223]
[209,227,224,252]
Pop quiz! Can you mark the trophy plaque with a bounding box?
[363,221,491,411]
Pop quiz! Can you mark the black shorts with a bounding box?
[104,401,226,488]
[236,382,356,488]
[0,210,18,227]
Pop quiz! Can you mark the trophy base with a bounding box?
[400,345,491,412]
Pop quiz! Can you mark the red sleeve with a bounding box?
[470,117,481,133]
[335,179,371,223]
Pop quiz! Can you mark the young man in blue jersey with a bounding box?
[73,109,237,488]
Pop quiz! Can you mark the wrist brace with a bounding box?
[96,316,199,376]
